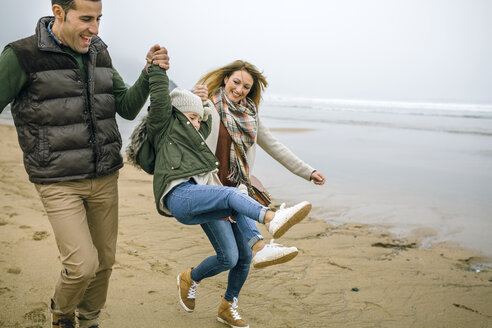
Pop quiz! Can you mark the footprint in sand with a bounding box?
[24,306,47,326]
[7,267,21,274]
[149,260,171,274]
[33,231,49,241]
[1,206,19,219]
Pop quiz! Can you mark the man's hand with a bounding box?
[145,44,169,71]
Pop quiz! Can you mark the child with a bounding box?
[135,63,312,321]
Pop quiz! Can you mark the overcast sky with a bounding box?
[1,0,491,103]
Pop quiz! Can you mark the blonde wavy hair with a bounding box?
[196,60,268,108]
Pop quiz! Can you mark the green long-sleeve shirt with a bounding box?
[0,45,149,120]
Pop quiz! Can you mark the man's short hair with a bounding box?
[52,0,100,14]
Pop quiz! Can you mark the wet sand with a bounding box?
[1,123,492,327]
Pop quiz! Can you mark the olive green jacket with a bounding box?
[146,65,219,216]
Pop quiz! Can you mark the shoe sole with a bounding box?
[217,317,250,328]
[177,274,194,312]
[253,249,299,269]
[272,202,312,239]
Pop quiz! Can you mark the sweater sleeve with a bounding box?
[113,67,150,120]
[256,116,315,181]
[0,46,27,112]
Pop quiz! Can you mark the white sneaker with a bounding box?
[268,201,312,238]
[252,240,299,269]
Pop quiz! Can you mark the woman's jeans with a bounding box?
[166,180,267,301]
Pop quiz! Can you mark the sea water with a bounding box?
[253,96,492,257]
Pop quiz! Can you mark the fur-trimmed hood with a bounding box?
[125,114,149,170]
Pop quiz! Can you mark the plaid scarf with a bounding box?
[212,88,257,186]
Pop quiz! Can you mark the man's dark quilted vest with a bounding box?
[9,17,122,183]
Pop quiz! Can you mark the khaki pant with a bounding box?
[35,171,119,322]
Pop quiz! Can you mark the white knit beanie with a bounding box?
[170,87,209,121]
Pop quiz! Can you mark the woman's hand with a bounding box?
[311,170,326,185]
[194,84,209,104]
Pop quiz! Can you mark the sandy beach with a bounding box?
[1,122,492,328]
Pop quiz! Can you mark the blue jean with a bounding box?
[165,180,267,301]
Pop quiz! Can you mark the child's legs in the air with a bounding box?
[166,180,267,225]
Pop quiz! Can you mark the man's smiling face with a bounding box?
[53,0,102,54]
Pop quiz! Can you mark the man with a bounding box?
[0,0,169,327]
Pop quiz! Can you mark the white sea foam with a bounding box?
[263,95,492,118]
[259,95,492,136]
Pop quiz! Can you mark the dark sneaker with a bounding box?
[177,268,200,312]
[78,314,99,328]
[217,297,249,328]
[51,313,75,328]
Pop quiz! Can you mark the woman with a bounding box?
[127,61,312,328]
[127,62,312,328]
[187,60,326,328]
